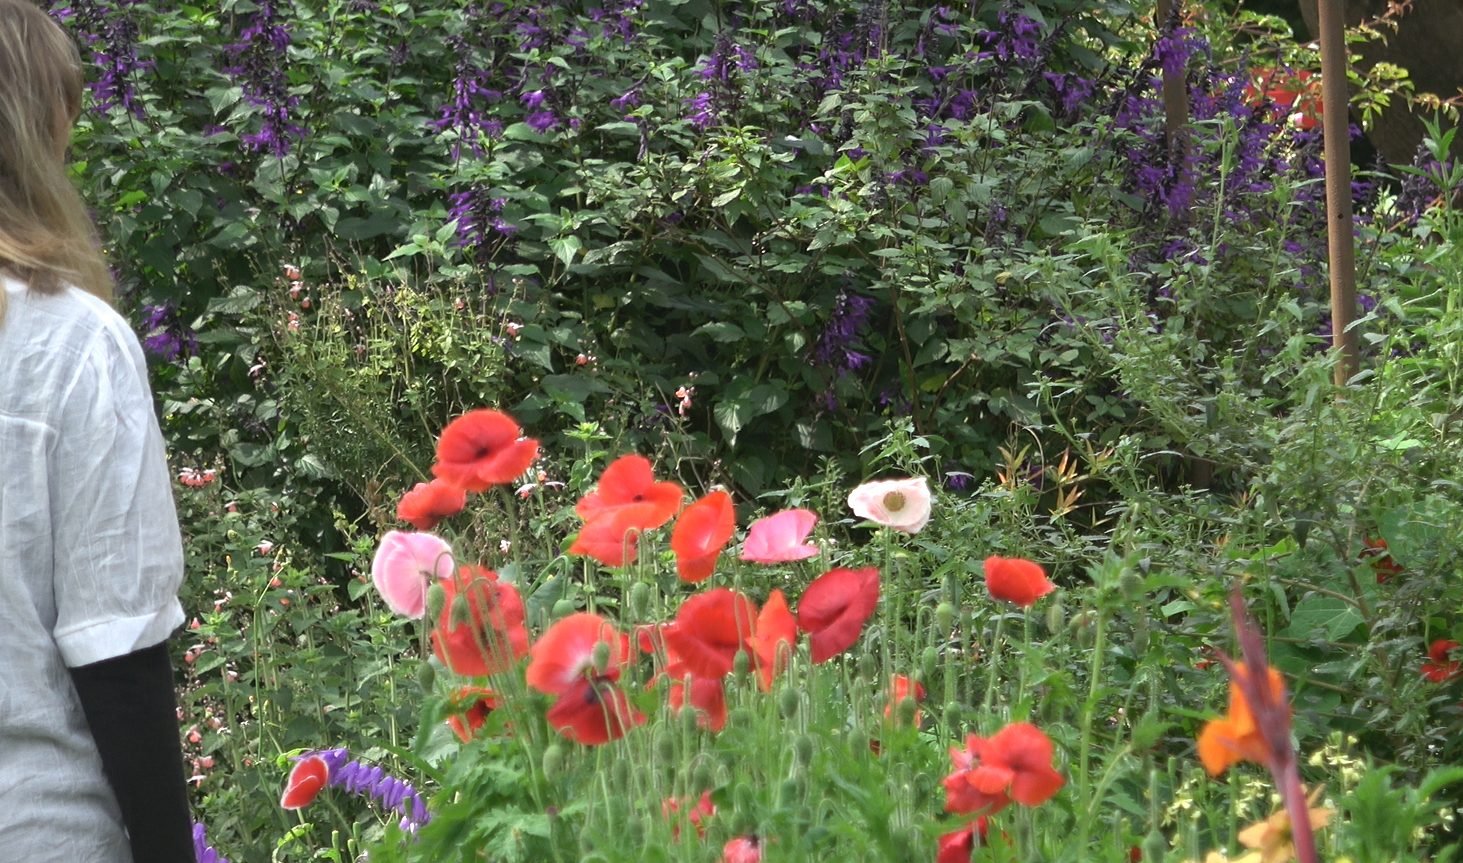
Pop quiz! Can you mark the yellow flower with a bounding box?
[1236,788,1332,863]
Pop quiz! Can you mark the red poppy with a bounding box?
[1362,537,1402,583]
[983,556,1055,608]
[669,674,729,732]
[663,588,758,678]
[430,566,530,676]
[396,478,468,530]
[569,502,664,567]
[944,722,1064,816]
[446,686,500,743]
[797,567,880,663]
[723,836,762,863]
[281,755,329,810]
[883,674,926,725]
[751,589,797,691]
[663,791,716,839]
[1423,639,1461,684]
[526,613,629,695]
[671,490,736,582]
[544,676,645,745]
[576,454,683,528]
[431,409,539,492]
[936,818,990,863]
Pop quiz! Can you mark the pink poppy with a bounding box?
[847,477,932,534]
[740,508,819,563]
[370,530,455,618]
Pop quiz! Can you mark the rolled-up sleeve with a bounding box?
[49,325,184,668]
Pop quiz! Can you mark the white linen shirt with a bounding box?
[0,275,185,862]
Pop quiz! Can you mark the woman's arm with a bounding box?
[69,640,195,863]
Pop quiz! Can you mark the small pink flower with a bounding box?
[256,540,275,555]
[741,508,819,563]
[847,477,932,534]
[370,530,456,618]
[723,836,762,863]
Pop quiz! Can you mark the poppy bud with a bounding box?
[623,820,644,847]
[942,573,960,603]
[894,695,918,727]
[1069,609,1097,647]
[1131,614,1149,655]
[935,602,957,634]
[858,651,878,678]
[920,647,938,681]
[1044,597,1065,635]
[628,581,653,618]
[611,758,631,790]
[777,687,801,720]
[779,776,804,808]
[417,660,435,694]
[591,641,612,675]
[425,583,447,620]
[1141,827,1166,862]
[793,734,815,767]
[542,744,565,780]
[680,701,702,736]
[732,649,751,678]
[1118,570,1144,601]
[944,700,965,725]
[733,784,756,818]
[845,727,868,752]
[691,760,716,793]
[552,598,577,618]
[654,729,676,762]
[450,594,474,628]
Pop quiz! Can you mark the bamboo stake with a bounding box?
[1156,0,1190,154]
[1318,0,1359,386]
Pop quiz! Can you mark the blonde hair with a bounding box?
[0,0,113,323]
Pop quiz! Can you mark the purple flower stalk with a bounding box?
[192,821,229,863]
[300,748,431,832]
[222,1,304,157]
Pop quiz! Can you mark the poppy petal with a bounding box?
[371,530,455,619]
[751,589,797,691]
[526,613,624,696]
[741,508,819,563]
[432,409,538,491]
[671,491,736,583]
[430,566,530,676]
[281,755,329,810]
[796,567,880,663]
[545,678,645,745]
[663,588,758,678]
[396,479,468,530]
[576,454,683,527]
[568,503,661,567]
[983,556,1055,607]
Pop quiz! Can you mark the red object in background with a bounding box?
[797,567,881,663]
[1362,537,1403,583]
[1244,66,1323,131]
[280,755,329,810]
[1423,639,1461,683]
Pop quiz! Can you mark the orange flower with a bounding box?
[430,566,530,676]
[396,478,467,530]
[663,588,758,678]
[568,502,661,567]
[751,589,797,691]
[446,686,500,743]
[797,567,880,663]
[431,409,538,492]
[983,556,1055,607]
[1361,537,1402,583]
[575,454,683,527]
[662,791,716,839]
[1197,664,1289,776]
[944,722,1065,816]
[671,490,736,582]
[936,818,989,863]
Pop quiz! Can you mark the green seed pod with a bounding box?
[691,760,716,793]
[858,651,878,678]
[628,581,653,619]
[1043,597,1065,636]
[920,646,939,681]
[733,649,752,678]
[944,701,965,726]
[416,659,436,694]
[941,573,960,603]
[895,695,919,727]
[653,728,676,763]
[591,641,612,675]
[779,777,804,808]
[541,744,565,781]
[1069,610,1096,648]
[793,734,816,767]
[1132,614,1150,655]
[449,594,474,628]
[1142,828,1167,863]
[778,687,801,720]
[424,583,447,620]
[611,757,631,789]
[551,598,577,618]
[1118,570,1145,601]
[845,727,868,752]
[680,700,702,736]
[934,602,957,635]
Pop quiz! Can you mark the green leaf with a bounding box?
[1283,595,1364,641]
[548,235,582,268]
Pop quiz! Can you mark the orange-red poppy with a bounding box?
[671,491,736,582]
[944,722,1064,816]
[669,674,729,732]
[446,686,500,743]
[396,478,468,530]
[983,556,1055,607]
[544,676,645,745]
[751,589,797,691]
[936,818,989,863]
[1422,639,1461,684]
[663,588,758,678]
[883,674,926,725]
[1362,537,1402,583]
[722,836,762,863]
[568,502,662,567]
[525,613,629,695]
[575,454,683,528]
[1197,664,1289,776]
[430,565,530,676]
[431,409,539,492]
[281,755,329,810]
[796,567,880,663]
[662,791,716,839]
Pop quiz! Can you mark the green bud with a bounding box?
[1118,570,1145,601]
[793,734,816,768]
[1132,614,1150,655]
[611,757,631,789]
[628,581,653,618]
[551,598,577,618]
[680,700,702,736]
[653,728,676,763]
[417,660,436,694]
[424,583,447,620]
[845,727,868,752]
[944,701,965,726]
[920,647,939,682]
[941,573,959,603]
[1142,828,1167,863]
[934,602,957,634]
[732,649,751,677]
[778,687,801,720]
[541,744,565,780]
[894,695,919,727]
[691,760,716,793]
[1044,598,1065,636]
[591,641,612,675]
[733,784,756,816]
[779,777,804,808]
[622,820,644,847]
[858,651,878,678]
[449,594,474,628]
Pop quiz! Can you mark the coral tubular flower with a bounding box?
[797,567,880,663]
[575,454,683,527]
[664,588,758,678]
[740,508,819,563]
[1237,787,1333,863]
[280,755,329,810]
[751,589,797,691]
[847,477,932,534]
[431,409,539,492]
[371,529,455,619]
[430,566,529,676]
[396,479,468,530]
[1422,639,1461,683]
[671,490,737,582]
[983,556,1055,608]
